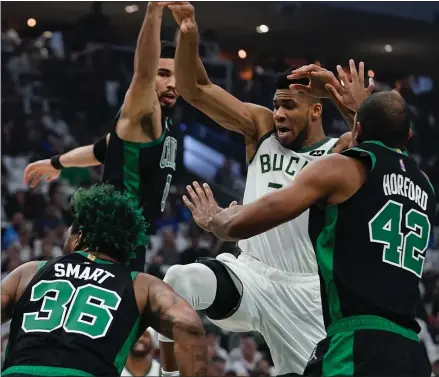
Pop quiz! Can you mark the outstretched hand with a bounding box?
[327,60,375,113]
[182,182,237,231]
[24,159,60,188]
[160,1,196,33]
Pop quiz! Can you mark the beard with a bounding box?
[130,344,152,358]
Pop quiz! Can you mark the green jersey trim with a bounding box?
[37,261,47,271]
[76,251,114,264]
[327,315,419,341]
[361,140,409,156]
[247,130,275,165]
[421,171,436,195]
[114,318,141,374]
[345,147,377,171]
[322,331,354,376]
[295,136,332,153]
[315,205,342,323]
[2,365,94,377]
[131,271,139,281]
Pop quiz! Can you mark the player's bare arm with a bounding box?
[136,274,207,376]
[117,2,164,142]
[165,1,273,160]
[23,134,110,188]
[184,154,367,240]
[1,262,39,323]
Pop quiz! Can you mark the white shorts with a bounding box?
[209,252,326,375]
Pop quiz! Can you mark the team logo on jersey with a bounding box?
[309,150,325,156]
[160,136,177,170]
[399,158,406,172]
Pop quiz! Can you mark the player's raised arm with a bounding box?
[120,3,163,121]
[24,134,109,188]
[164,2,272,144]
[185,154,367,240]
[139,274,207,376]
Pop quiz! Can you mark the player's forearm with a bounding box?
[333,100,356,130]
[59,145,101,168]
[133,3,163,82]
[175,23,210,100]
[173,318,207,377]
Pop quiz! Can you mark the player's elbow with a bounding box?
[176,82,204,104]
[173,307,205,340]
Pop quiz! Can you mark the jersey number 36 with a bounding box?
[369,200,431,278]
[22,280,121,339]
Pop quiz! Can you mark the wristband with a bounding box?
[50,155,65,170]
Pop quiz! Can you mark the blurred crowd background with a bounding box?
[2,2,439,376]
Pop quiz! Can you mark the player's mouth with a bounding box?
[161,92,177,105]
[276,125,293,142]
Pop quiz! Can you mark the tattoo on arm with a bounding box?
[147,284,180,339]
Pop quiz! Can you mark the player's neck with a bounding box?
[126,355,152,376]
[85,250,120,264]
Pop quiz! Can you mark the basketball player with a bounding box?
[122,329,161,377]
[185,91,435,376]
[1,184,207,377]
[158,2,373,375]
[23,2,180,272]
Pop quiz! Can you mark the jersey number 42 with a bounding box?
[369,200,431,278]
[22,280,121,339]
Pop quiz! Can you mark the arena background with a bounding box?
[2,1,439,375]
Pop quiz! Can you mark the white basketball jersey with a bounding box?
[238,133,338,274]
[122,359,161,377]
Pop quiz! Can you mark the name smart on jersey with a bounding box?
[260,153,308,176]
[383,173,429,210]
[54,264,115,284]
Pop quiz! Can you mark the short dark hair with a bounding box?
[275,70,308,90]
[274,70,320,103]
[357,91,410,148]
[161,41,176,59]
[70,184,148,263]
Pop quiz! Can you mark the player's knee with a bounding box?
[164,263,217,310]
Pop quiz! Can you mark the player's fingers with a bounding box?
[349,59,358,83]
[289,84,311,94]
[45,175,56,183]
[358,61,365,87]
[366,78,375,95]
[193,181,208,205]
[202,183,216,206]
[186,185,201,207]
[287,71,311,80]
[30,173,43,188]
[23,167,33,184]
[336,65,349,87]
[325,84,344,103]
[159,1,190,6]
[182,195,196,212]
[229,201,238,207]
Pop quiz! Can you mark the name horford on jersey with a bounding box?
[238,133,338,273]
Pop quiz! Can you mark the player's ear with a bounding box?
[74,231,83,251]
[311,102,322,120]
[408,128,413,140]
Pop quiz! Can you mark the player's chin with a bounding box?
[276,130,295,146]
[159,98,177,108]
